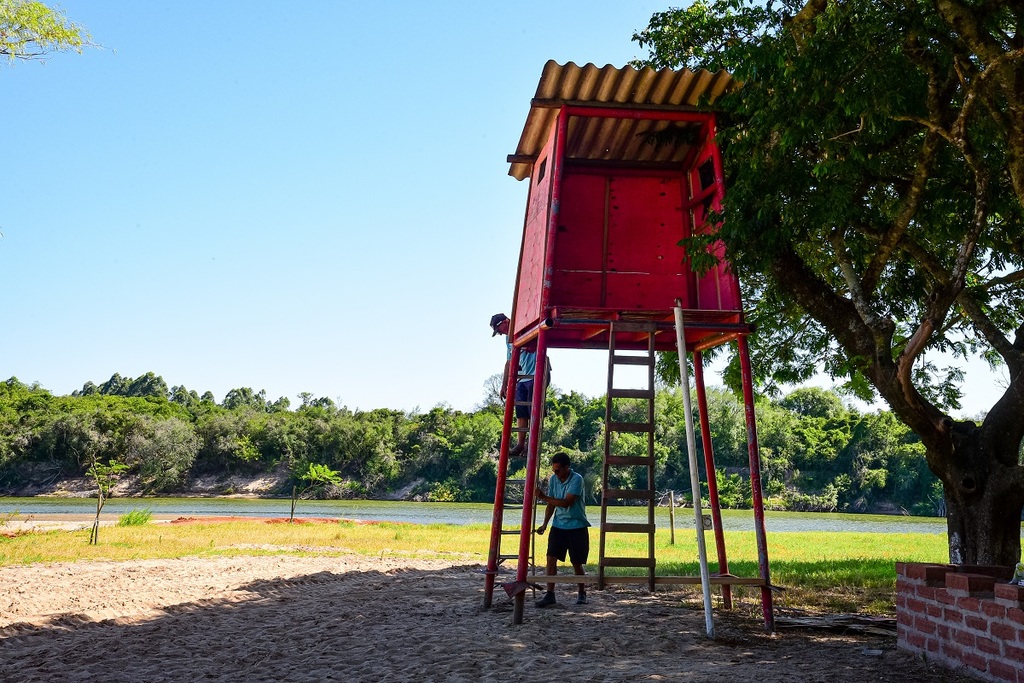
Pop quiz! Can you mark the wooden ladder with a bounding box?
[485,351,543,604]
[598,321,657,590]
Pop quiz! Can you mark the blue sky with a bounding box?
[0,1,1002,416]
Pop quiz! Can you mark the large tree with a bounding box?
[0,0,89,64]
[633,0,1024,565]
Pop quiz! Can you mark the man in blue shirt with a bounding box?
[535,451,591,607]
[490,312,535,457]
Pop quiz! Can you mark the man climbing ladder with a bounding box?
[490,313,532,457]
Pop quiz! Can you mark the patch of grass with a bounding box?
[0,519,951,614]
[117,508,153,527]
[632,529,948,614]
[0,508,19,526]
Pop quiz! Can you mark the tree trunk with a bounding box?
[90,490,104,545]
[930,422,1024,566]
[944,483,1022,566]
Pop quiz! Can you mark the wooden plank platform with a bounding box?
[522,575,768,586]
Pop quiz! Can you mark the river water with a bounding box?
[0,496,950,534]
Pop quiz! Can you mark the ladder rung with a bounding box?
[601,557,656,568]
[612,354,653,366]
[603,488,655,501]
[500,529,522,535]
[498,554,523,561]
[603,522,656,534]
[502,504,524,510]
[605,455,655,466]
[609,388,654,399]
[511,427,529,433]
[607,421,653,433]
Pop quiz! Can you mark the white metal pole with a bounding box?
[674,302,715,638]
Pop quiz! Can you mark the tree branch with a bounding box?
[979,269,1024,292]
[860,132,941,294]
[899,233,1021,374]
[956,292,1018,370]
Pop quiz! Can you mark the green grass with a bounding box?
[0,519,948,615]
[117,508,153,526]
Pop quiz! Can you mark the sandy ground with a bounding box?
[0,552,970,683]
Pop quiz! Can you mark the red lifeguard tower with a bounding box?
[484,61,773,631]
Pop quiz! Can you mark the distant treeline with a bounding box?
[0,373,942,514]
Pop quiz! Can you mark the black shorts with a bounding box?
[547,526,589,566]
[515,380,533,418]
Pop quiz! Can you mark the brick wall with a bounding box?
[896,562,1024,682]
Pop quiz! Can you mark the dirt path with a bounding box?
[0,555,965,682]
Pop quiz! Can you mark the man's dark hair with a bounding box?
[551,451,571,468]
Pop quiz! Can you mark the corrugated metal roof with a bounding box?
[508,60,735,181]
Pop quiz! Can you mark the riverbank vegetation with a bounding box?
[0,517,948,614]
[0,373,947,515]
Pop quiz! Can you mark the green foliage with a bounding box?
[635,0,1024,413]
[300,462,342,488]
[709,468,751,509]
[425,478,472,503]
[0,0,89,64]
[86,457,129,498]
[117,507,152,527]
[0,372,945,514]
[126,416,199,493]
[633,0,1024,563]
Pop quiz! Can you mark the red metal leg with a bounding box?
[738,336,774,631]
[693,351,732,609]
[513,329,549,624]
[484,346,521,608]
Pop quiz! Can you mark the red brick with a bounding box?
[995,583,1024,608]
[945,606,964,623]
[924,565,955,585]
[988,660,1018,683]
[948,572,997,594]
[976,634,1001,655]
[919,585,939,601]
[1004,641,1024,661]
[907,596,928,613]
[984,600,1010,620]
[926,638,940,653]
[937,623,950,640]
[941,641,962,659]
[897,610,915,627]
[991,621,1018,641]
[967,614,990,632]
[926,602,943,617]
[952,627,976,647]
[915,615,938,634]
[960,649,988,672]
[938,589,958,605]
[956,564,1014,580]
[1008,607,1024,625]
[906,630,927,648]
[959,595,984,612]
[901,562,939,580]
